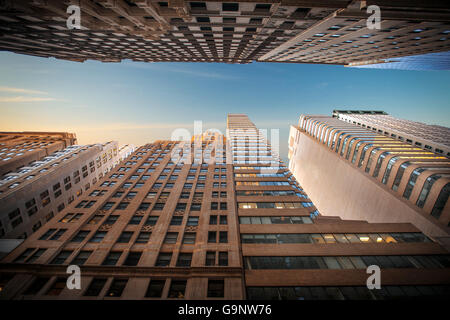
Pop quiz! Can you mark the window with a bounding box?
[168,280,187,298]
[153,203,165,210]
[71,251,92,265]
[170,216,183,225]
[136,232,151,243]
[208,280,224,298]
[176,253,192,267]
[84,278,107,296]
[89,231,107,243]
[164,232,178,244]
[145,216,158,226]
[49,229,66,240]
[71,230,90,242]
[209,215,217,225]
[123,252,142,266]
[187,217,199,226]
[23,277,50,295]
[183,232,196,244]
[219,231,228,243]
[50,250,73,265]
[220,202,227,210]
[104,215,119,225]
[219,216,227,225]
[180,192,190,199]
[219,252,228,266]
[46,277,67,296]
[106,279,128,297]
[206,252,215,266]
[129,215,143,225]
[208,231,217,243]
[190,204,201,211]
[156,253,172,266]
[102,251,122,266]
[222,2,238,11]
[88,215,104,224]
[26,249,46,263]
[116,202,129,210]
[101,202,115,210]
[117,231,133,243]
[146,279,166,297]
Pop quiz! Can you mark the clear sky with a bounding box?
[1,51,449,163]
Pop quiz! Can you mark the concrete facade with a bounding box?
[288,115,450,249]
[0,142,120,239]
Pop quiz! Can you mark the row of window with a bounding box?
[22,276,225,298]
[247,285,450,300]
[239,216,313,224]
[241,232,430,244]
[236,190,304,197]
[238,202,313,209]
[244,255,450,270]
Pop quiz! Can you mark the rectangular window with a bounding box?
[84,278,107,296]
[219,215,227,225]
[102,252,122,266]
[208,231,217,243]
[71,230,90,242]
[46,277,67,296]
[117,231,133,243]
[123,252,142,266]
[206,251,215,266]
[164,232,178,244]
[183,232,196,244]
[145,279,165,298]
[155,253,172,266]
[176,253,192,267]
[207,279,224,298]
[89,231,107,243]
[170,216,183,225]
[50,250,72,265]
[219,231,228,243]
[168,280,187,299]
[186,217,198,226]
[145,216,158,226]
[136,232,151,243]
[106,279,128,297]
[71,251,92,265]
[219,252,228,266]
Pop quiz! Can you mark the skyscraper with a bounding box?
[0,132,77,177]
[0,115,449,300]
[288,112,450,248]
[0,141,120,240]
[0,1,449,67]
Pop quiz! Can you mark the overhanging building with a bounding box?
[0,114,449,300]
[0,1,449,67]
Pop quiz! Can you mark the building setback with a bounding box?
[0,142,120,239]
[0,1,449,67]
[0,114,449,300]
[288,113,450,249]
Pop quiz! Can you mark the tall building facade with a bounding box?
[0,132,77,177]
[0,1,449,67]
[288,113,450,248]
[0,142,120,240]
[0,114,449,300]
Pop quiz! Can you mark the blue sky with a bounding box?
[1,51,449,163]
